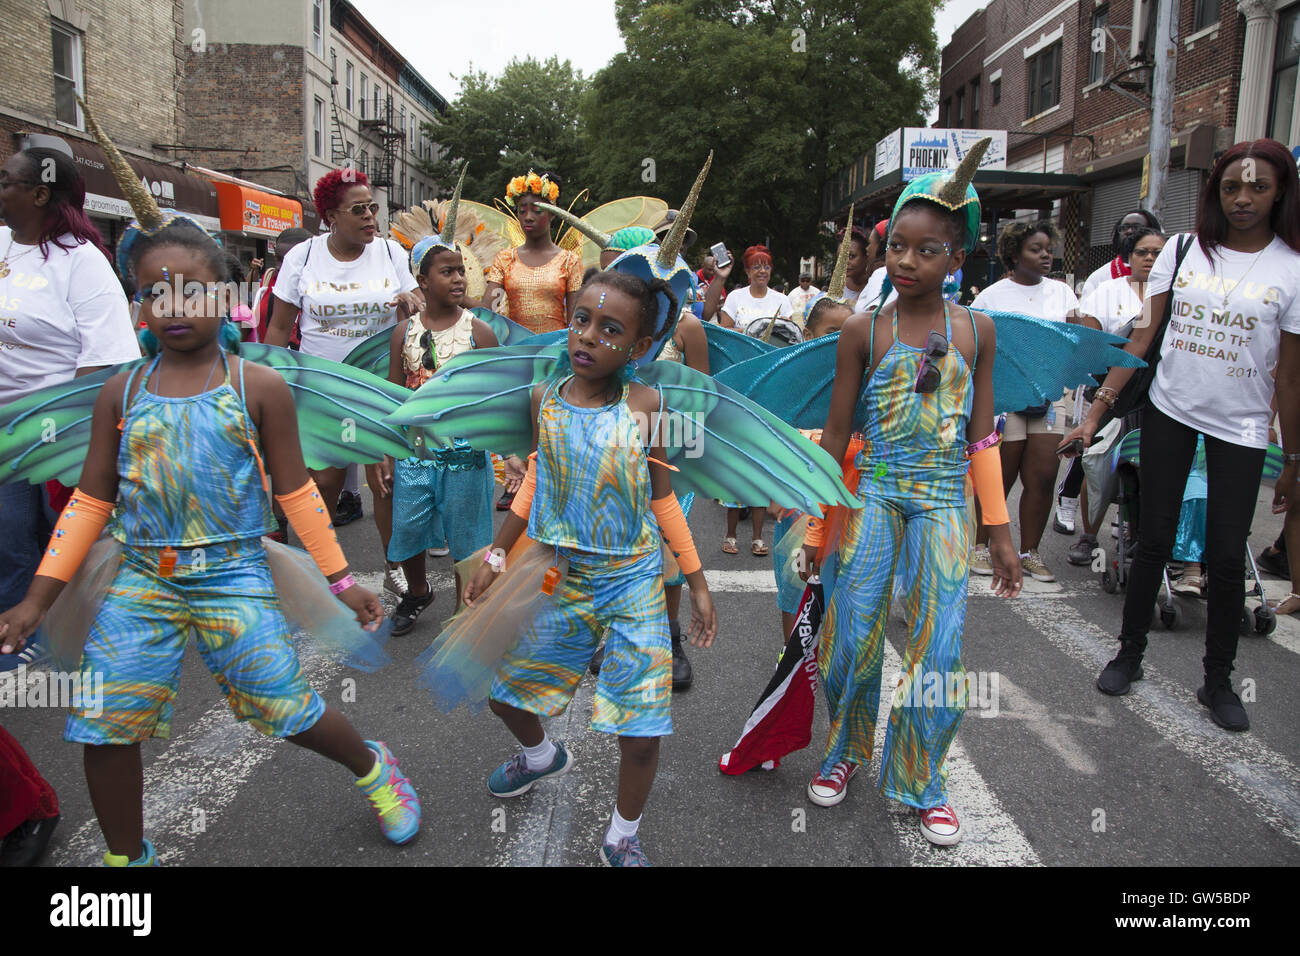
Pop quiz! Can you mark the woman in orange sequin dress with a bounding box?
[482,171,582,334]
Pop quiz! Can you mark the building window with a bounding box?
[312,0,323,56]
[51,21,85,129]
[941,98,951,127]
[1026,42,1062,118]
[992,77,1001,105]
[360,75,368,118]
[359,149,369,176]
[1193,0,1218,33]
[970,81,980,128]
[1089,6,1108,85]
[1268,4,1300,143]
[954,87,964,127]
[330,48,336,80]
[313,97,324,158]
[345,62,354,111]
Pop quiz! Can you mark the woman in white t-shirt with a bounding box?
[969,221,1078,584]
[0,146,139,615]
[1063,139,1300,731]
[266,169,421,594]
[1079,209,1163,300]
[708,245,792,335]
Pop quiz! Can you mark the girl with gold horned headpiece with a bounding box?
[0,100,427,865]
[797,140,1022,846]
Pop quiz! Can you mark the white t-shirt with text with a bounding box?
[721,285,792,327]
[272,235,418,362]
[0,227,139,405]
[1147,234,1300,448]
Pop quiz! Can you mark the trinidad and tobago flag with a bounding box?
[718,578,824,774]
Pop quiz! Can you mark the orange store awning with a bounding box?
[212,182,304,238]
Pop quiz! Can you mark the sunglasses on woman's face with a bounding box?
[347,201,380,217]
[913,330,949,394]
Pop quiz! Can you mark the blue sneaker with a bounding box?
[356,741,421,845]
[600,835,652,867]
[104,838,158,867]
[0,630,46,673]
[487,742,572,797]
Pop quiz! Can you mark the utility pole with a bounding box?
[1145,0,1179,223]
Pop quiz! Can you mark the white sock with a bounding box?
[605,805,640,847]
[522,735,557,771]
[343,464,359,494]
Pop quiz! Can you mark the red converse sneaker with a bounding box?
[918,803,961,845]
[806,761,858,807]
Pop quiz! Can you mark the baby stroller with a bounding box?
[1083,419,1280,635]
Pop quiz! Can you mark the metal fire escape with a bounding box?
[358,91,406,211]
[328,75,351,169]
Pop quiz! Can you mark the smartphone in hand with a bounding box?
[710,242,730,269]
[1056,438,1084,458]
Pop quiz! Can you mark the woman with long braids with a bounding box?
[265,169,422,597]
[1062,139,1300,732]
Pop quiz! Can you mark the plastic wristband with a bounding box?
[484,549,505,571]
[328,574,356,595]
[966,430,1000,457]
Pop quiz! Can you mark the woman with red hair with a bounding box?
[1063,139,1300,732]
[265,168,422,597]
[705,245,793,331]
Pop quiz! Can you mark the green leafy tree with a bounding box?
[420,56,590,206]
[580,0,939,282]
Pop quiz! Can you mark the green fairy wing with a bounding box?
[702,321,775,374]
[239,344,432,469]
[0,362,139,486]
[341,326,396,377]
[383,344,562,456]
[634,361,857,512]
[470,307,534,346]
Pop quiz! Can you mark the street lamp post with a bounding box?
[1145,0,1179,223]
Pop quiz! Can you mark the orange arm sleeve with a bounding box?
[651,494,701,575]
[969,444,1010,526]
[509,455,537,520]
[275,479,348,576]
[35,489,114,582]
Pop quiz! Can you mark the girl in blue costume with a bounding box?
[464,263,717,867]
[799,141,1022,846]
[0,104,420,865]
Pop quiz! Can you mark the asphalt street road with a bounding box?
[6,479,1300,867]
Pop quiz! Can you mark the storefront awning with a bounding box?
[823,169,1088,221]
[211,182,304,238]
[23,133,222,232]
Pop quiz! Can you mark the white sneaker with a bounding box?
[384,564,408,597]
[427,546,450,558]
[1053,496,1078,535]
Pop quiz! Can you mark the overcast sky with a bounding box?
[352,0,987,117]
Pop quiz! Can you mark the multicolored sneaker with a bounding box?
[600,835,652,867]
[356,740,421,845]
[488,742,572,797]
[103,838,158,867]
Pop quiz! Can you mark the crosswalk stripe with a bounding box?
[1005,596,1300,847]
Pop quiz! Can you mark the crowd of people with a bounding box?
[2,115,1299,869]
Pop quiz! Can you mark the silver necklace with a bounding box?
[1212,246,1269,321]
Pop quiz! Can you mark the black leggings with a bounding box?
[1120,405,1266,678]
[1059,457,1085,498]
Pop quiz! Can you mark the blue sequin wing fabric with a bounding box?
[702,321,776,374]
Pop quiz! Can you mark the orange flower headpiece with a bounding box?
[505,169,560,208]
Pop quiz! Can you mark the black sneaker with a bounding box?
[0,813,59,867]
[1197,681,1249,731]
[335,490,364,527]
[391,582,434,636]
[1067,535,1099,567]
[670,620,692,692]
[1096,646,1144,696]
[1256,546,1289,578]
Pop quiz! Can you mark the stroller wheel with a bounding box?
[1158,600,1181,630]
[1254,604,1277,636]
[1101,567,1118,593]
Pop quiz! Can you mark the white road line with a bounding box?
[873,639,1042,866]
[706,569,1078,599]
[991,674,1100,775]
[1252,580,1300,656]
[1006,596,1300,848]
[49,570,390,866]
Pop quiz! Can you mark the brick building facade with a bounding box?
[938,0,1300,279]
